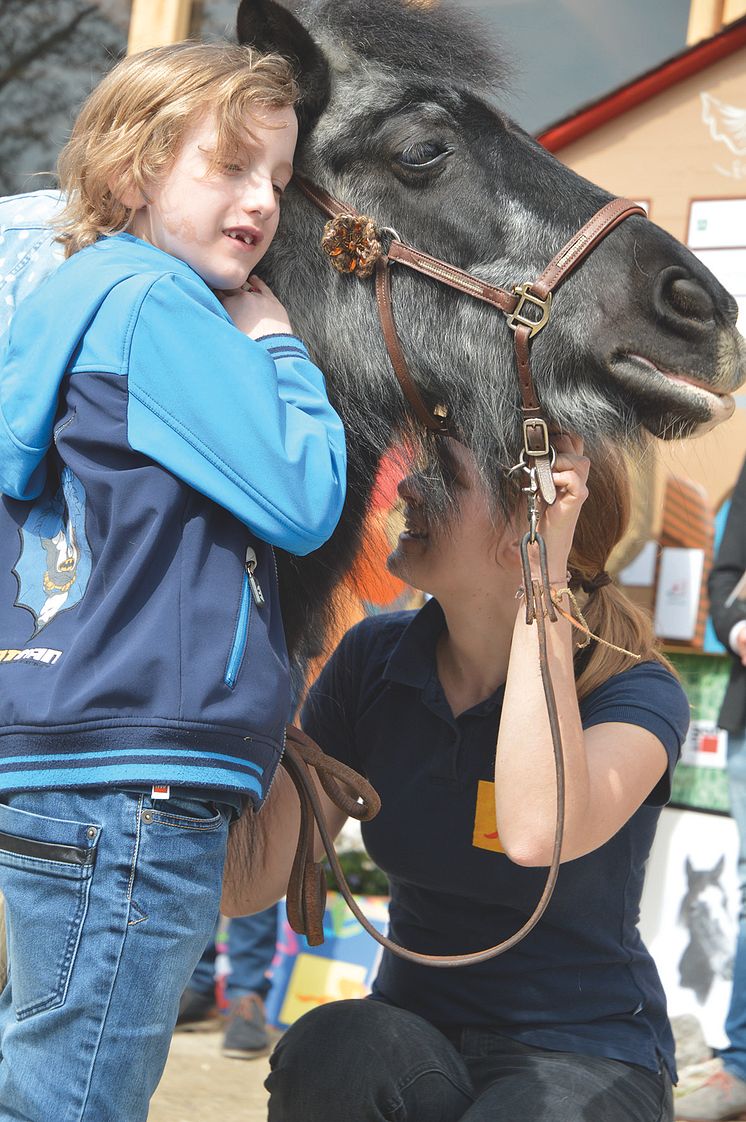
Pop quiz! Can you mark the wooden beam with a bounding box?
[686,0,725,44]
[127,0,194,54]
[723,0,746,22]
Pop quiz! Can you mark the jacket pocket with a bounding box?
[0,802,98,1020]
[224,546,265,689]
[225,569,252,689]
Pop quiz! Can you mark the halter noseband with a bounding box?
[294,173,645,507]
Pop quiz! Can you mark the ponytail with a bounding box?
[567,444,674,700]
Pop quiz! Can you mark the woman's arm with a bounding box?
[494,435,668,865]
[221,764,348,917]
[495,608,667,864]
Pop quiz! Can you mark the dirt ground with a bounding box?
[148,1023,278,1122]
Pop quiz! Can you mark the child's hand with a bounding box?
[218,275,293,339]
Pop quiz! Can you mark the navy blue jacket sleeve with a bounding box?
[125,272,346,555]
[709,459,746,648]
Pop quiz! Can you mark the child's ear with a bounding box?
[110,176,147,212]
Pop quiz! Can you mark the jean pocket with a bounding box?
[141,798,228,832]
[0,801,99,1020]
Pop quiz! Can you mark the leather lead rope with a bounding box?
[277,176,646,966]
[280,722,564,966]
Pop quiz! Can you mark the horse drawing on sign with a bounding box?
[236,0,746,655]
[678,855,735,1005]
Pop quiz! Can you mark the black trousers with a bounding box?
[266,999,673,1122]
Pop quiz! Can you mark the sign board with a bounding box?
[654,548,706,641]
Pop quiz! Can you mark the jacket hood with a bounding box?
[0,234,206,501]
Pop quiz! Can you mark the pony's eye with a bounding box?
[396,142,451,169]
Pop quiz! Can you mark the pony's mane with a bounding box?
[291,0,510,93]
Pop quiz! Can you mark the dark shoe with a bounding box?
[176,987,218,1029]
[675,1068,746,1120]
[222,993,269,1059]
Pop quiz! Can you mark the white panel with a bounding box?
[688,198,746,249]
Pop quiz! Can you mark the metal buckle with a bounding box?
[523,417,550,458]
[507,283,552,338]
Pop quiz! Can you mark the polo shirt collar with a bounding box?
[383,597,445,690]
[383,598,506,719]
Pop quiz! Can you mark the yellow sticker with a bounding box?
[472,779,503,852]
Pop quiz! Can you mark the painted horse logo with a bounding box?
[13,467,91,637]
[678,855,735,1005]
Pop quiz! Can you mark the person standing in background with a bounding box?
[178,906,279,1059]
[677,455,746,1122]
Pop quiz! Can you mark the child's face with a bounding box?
[129,106,297,290]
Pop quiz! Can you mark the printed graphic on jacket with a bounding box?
[13,467,91,637]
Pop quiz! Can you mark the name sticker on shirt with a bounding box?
[472,780,504,853]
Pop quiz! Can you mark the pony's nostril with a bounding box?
[663,276,715,323]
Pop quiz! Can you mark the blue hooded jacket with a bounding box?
[0,228,346,806]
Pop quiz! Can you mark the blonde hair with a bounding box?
[56,42,299,257]
[567,443,674,699]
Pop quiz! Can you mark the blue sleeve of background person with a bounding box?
[0,191,65,336]
[126,272,346,555]
[579,660,691,806]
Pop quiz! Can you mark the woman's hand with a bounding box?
[217,274,293,339]
[533,433,590,580]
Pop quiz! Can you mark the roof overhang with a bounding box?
[538,16,746,152]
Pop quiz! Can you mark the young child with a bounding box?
[0,42,345,1121]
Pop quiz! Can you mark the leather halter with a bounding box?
[295,174,645,504]
[277,178,647,967]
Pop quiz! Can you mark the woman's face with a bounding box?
[387,443,523,601]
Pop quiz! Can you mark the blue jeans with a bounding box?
[721,731,746,1081]
[190,904,279,1002]
[266,999,673,1122]
[0,788,231,1122]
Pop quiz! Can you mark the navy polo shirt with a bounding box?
[301,599,690,1081]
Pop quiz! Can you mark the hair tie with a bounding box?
[580,571,612,595]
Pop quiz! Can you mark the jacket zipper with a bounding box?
[224,547,265,689]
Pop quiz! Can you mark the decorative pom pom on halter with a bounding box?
[321,213,383,278]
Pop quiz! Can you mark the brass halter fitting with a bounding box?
[507,445,557,542]
[522,416,550,458]
[506,283,552,338]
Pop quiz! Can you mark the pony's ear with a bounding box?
[236,0,331,135]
